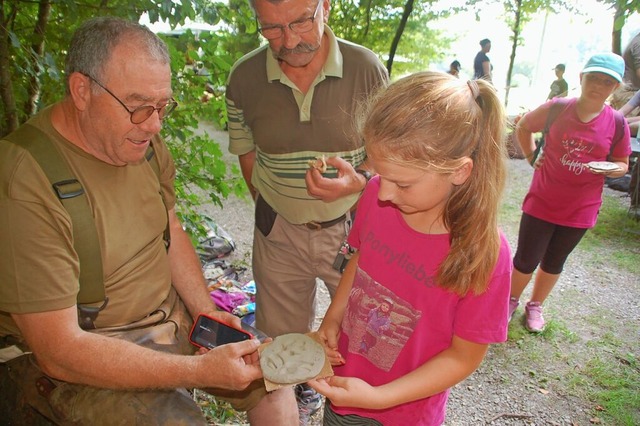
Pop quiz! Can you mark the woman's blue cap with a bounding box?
[582,52,624,82]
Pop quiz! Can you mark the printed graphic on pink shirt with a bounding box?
[559,137,595,175]
[343,267,421,372]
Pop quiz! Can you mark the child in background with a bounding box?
[308,72,512,426]
[509,52,631,332]
[447,60,461,78]
[547,63,569,100]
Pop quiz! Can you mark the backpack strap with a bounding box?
[609,110,626,158]
[543,97,572,135]
[145,141,171,250]
[4,124,170,329]
[4,124,105,309]
[530,98,572,165]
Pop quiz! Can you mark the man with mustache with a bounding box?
[225,0,388,423]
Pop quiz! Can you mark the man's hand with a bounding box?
[305,156,366,202]
[197,339,263,390]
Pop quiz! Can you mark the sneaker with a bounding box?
[508,297,520,322]
[295,383,323,425]
[525,301,545,332]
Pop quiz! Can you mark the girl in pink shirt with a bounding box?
[509,52,631,333]
[308,72,512,425]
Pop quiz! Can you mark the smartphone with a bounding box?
[189,314,253,349]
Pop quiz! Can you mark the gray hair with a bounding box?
[65,17,169,92]
[248,0,286,12]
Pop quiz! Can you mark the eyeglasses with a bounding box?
[257,1,322,40]
[584,73,618,88]
[83,74,178,124]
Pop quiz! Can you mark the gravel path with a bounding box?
[199,127,639,425]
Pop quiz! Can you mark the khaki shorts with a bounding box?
[252,198,347,337]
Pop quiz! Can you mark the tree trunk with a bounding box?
[612,1,625,54]
[0,0,19,136]
[23,0,52,118]
[362,0,373,38]
[505,0,522,109]
[386,0,414,77]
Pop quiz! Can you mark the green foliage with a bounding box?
[604,0,640,31]
[328,0,453,77]
[574,354,640,425]
[193,389,248,424]
[579,196,640,275]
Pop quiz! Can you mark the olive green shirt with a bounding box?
[0,106,176,337]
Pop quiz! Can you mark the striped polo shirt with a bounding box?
[226,26,388,224]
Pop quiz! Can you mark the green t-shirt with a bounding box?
[0,106,176,337]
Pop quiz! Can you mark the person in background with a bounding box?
[225,0,388,423]
[547,63,568,100]
[618,91,640,215]
[473,38,493,82]
[611,31,640,109]
[618,88,640,136]
[509,52,631,332]
[0,17,297,425]
[308,72,512,426]
[447,60,461,78]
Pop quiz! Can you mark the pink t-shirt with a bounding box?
[522,98,631,228]
[332,178,512,426]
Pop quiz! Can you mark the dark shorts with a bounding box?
[323,402,383,426]
[513,213,588,275]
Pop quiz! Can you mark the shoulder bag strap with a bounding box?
[4,124,105,306]
[145,139,171,250]
[609,110,626,157]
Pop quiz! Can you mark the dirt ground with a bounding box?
[200,127,639,425]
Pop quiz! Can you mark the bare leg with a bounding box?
[510,268,533,300]
[247,386,297,426]
[529,269,561,304]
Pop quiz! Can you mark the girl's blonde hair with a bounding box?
[361,71,507,296]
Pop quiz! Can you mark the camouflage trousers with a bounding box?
[0,290,207,425]
[0,355,206,425]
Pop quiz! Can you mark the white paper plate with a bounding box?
[586,161,622,173]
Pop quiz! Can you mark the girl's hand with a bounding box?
[316,320,345,366]
[532,150,545,169]
[307,376,384,409]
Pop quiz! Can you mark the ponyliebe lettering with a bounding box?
[363,231,436,288]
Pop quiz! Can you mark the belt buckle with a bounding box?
[305,221,323,230]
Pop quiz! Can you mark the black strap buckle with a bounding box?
[52,179,84,199]
[77,297,109,330]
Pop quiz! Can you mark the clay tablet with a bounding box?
[260,333,325,384]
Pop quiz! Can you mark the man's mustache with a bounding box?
[276,42,318,58]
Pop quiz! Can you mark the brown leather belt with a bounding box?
[303,214,348,230]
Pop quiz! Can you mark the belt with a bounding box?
[303,214,347,230]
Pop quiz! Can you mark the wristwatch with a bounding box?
[355,169,373,182]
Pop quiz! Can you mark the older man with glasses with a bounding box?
[0,16,297,425]
[225,0,388,423]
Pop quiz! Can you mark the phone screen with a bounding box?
[189,314,252,349]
